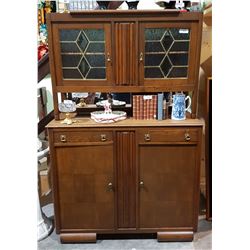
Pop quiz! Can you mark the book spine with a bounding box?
[136,95,140,120]
[157,93,163,120]
[133,95,136,119]
[139,95,144,120]
[149,98,153,119]
[146,99,150,120]
[143,97,147,120]
[153,95,157,119]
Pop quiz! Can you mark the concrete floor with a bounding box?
[38,203,212,250]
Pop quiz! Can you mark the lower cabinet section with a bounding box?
[48,125,202,243]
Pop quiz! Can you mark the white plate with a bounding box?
[96,100,126,107]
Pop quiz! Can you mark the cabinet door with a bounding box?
[138,129,200,229]
[52,23,112,87]
[139,22,200,91]
[54,143,114,230]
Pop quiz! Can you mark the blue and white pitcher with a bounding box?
[171,92,191,120]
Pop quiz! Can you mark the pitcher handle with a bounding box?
[185,96,192,112]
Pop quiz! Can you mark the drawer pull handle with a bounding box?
[144,134,151,141]
[107,182,113,191]
[60,135,67,142]
[185,133,191,141]
[101,134,107,142]
[139,181,144,188]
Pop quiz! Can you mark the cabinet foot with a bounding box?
[157,231,193,242]
[60,233,96,243]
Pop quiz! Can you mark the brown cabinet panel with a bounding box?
[55,144,114,230]
[139,144,197,229]
[116,131,136,229]
[115,22,137,86]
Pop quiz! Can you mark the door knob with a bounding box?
[107,182,114,191]
[139,181,144,188]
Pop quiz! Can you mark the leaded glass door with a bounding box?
[139,23,199,91]
[53,23,112,87]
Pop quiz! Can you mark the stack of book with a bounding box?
[133,94,170,120]
[133,95,157,120]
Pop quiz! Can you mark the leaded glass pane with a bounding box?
[170,41,189,52]
[168,53,188,66]
[145,42,164,53]
[85,54,105,67]
[145,54,165,66]
[84,29,104,41]
[77,32,88,52]
[86,43,105,53]
[60,30,80,41]
[145,68,164,78]
[86,68,106,79]
[168,67,188,78]
[170,28,190,40]
[145,28,165,41]
[162,31,173,51]
[59,28,106,80]
[60,43,80,53]
[63,69,82,79]
[61,55,82,67]
[78,57,90,77]
[144,27,190,79]
[160,56,172,77]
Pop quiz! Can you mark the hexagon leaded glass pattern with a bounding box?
[144,28,190,79]
[59,29,106,80]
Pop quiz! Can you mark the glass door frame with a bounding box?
[139,22,198,92]
[52,22,112,87]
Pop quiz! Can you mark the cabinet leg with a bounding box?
[157,231,193,242]
[60,233,96,243]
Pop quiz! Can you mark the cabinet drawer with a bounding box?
[138,128,199,143]
[53,131,113,143]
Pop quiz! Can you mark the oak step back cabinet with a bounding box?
[46,10,203,243]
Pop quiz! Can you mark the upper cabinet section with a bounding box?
[47,11,202,92]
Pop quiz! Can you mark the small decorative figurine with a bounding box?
[104,100,112,114]
[77,98,86,107]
